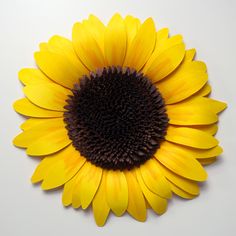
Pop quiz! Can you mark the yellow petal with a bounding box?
[26,128,71,156]
[83,15,105,53]
[124,15,141,50]
[46,35,88,75]
[144,43,185,82]
[191,83,211,98]
[41,145,86,190]
[177,96,227,114]
[19,68,52,85]
[106,170,128,216]
[13,118,66,148]
[166,126,219,149]
[184,48,196,61]
[158,141,223,159]
[139,159,172,199]
[20,118,51,130]
[71,162,96,209]
[156,63,207,104]
[125,171,146,222]
[154,143,207,181]
[72,22,105,71]
[79,163,103,209]
[35,51,83,89]
[155,161,199,195]
[136,169,167,215]
[169,181,196,199]
[123,17,156,71]
[13,98,63,118]
[166,102,218,125]
[143,34,183,73]
[104,13,126,66]
[31,156,63,184]
[198,157,217,165]
[92,172,110,227]
[62,175,78,206]
[188,124,218,136]
[23,83,71,111]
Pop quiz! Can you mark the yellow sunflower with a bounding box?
[13,13,226,226]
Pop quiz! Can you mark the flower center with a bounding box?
[64,67,169,170]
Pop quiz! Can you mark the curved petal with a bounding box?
[158,141,223,160]
[23,83,72,111]
[166,126,219,149]
[20,118,52,130]
[123,17,156,71]
[104,13,127,66]
[62,175,78,206]
[26,128,71,156]
[13,118,66,148]
[13,98,63,117]
[155,161,199,195]
[19,68,52,85]
[156,61,208,104]
[125,171,146,222]
[31,154,64,184]
[143,33,183,73]
[144,43,185,83]
[166,102,218,125]
[136,169,167,215]
[191,83,211,98]
[198,157,217,165]
[72,22,105,71]
[41,35,89,76]
[154,143,207,181]
[188,124,218,135]
[106,170,128,216]
[35,51,84,89]
[139,159,172,199]
[79,163,103,209]
[124,15,141,50]
[92,173,110,227]
[169,181,196,199]
[71,166,87,209]
[41,145,86,190]
[83,14,105,53]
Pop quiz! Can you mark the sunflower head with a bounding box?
[13,13,226,226]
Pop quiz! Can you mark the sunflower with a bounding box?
[13,13,226,226]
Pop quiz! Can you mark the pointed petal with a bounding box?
[41,145,86,190]
[72,22,105,71]
[62,175,78,206]
[35,51,84,89]
[13,98,63,118]
[139,159,172,199]
[144,43,185,82]
[124,17,156,71]
[106,170,128,216]
[124,15,141,50]
[23,83,71,111]
[169,181,196,199]
[125,171,146,222]
[13,118,66,148]
[166,126,219,149]
[154,143,207,181]
[19,68,52,85]
[80,163,103,209]
[104,13,126,66]
[92,173,110,227]
[136,169,167,215]
[20,118,51,130]
[166,102,218,125]
[155,161,199,195]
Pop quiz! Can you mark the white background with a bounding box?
[0,0,235,235]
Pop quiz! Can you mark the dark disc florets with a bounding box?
[64,67,168,170]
